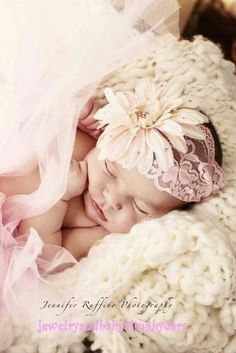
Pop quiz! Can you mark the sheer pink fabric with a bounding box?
[146,125,227,202]
[0,0,180,318]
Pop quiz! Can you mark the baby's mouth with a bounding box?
[92,198,107,222]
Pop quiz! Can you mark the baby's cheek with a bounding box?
[112,210,138,233]
[89,166,103,190]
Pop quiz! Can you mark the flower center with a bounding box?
[133,109,157,128]
[135,111,149,119]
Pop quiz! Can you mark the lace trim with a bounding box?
[146,125,227,202]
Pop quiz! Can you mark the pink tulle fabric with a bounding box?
[0,194,77,318]
[147,125,227,202]
[0,0,180,318]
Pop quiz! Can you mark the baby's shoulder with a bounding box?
[72,129,96,160]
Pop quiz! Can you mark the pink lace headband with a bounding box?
[94,79,227,203]
[146,124,226,202]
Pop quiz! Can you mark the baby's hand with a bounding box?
[78,97,107,139]
[62,160,88,202]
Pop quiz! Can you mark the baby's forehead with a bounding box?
[113,161,172,198]
[102,157,183,211]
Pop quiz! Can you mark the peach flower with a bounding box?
[94,79,208,173]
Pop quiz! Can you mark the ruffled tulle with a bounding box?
[0,192,78,319]
[0,0,180,318]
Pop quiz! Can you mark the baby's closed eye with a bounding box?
[104,160,116,179]
[103,160,150,215]
[132,198,149,215]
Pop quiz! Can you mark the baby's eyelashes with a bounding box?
[132,198,149,215]
[104,161,116,179]
[103,160,149,216]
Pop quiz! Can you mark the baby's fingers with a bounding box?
[78,98,94,121]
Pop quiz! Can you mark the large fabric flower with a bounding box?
[94,78,209,173]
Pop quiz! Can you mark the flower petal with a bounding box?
[146,129,174,171]
[165,134,188,153]
[181,95,199,108]
[159,97,183,115]
[172,108,209,125]
[137,147,154,174]
[146,128,165,152]
[135,79,157,102]
[94,104,124,125]
[119,133,145,170]
[116,91,132,111]
[181,124,206,140]
[158,120,183,136]
[103,130,135,161]
[104,88,126,115]
[155,138,174,171]
[134,129,147,163]
[97,125,127,149]
[102,122,125,132]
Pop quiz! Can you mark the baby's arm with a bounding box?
[16,200,67,245]
[62,226,108,261]
[16,160,88,245]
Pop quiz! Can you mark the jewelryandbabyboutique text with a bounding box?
[39,296,174,316]
[37,319,188,333]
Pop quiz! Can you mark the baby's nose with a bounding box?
[103,188,122,210]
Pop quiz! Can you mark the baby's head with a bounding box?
[84,146,185,233]
[84,120,224,233]
[84,79,227,233]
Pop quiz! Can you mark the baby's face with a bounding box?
[83,147,184,233]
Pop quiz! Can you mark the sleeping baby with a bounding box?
[0,79,227,261]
